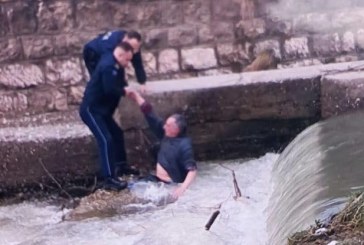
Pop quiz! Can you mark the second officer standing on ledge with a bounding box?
[83,30,147,93]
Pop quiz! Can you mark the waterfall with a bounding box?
[267,111,364,244]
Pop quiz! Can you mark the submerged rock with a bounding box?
[63,189,144,221]
[63,182,176,221]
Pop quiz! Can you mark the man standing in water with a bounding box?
[83,30,147,92]
[79,42,138,191]
[127,90,197,198]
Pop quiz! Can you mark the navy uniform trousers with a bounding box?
[80,106,127,178]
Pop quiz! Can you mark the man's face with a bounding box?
[124,37,141,54]
[163,117,180,137]
[115,48,133,67]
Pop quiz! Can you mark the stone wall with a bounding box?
[1,60,364,190]
[1,0,364,118]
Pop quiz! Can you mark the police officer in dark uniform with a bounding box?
[83,30,147,92]
[79,42,136,191]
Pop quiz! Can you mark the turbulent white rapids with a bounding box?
[0,154,277,245]
[2,111,364,245]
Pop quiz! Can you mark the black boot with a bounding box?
[102,177,128,191]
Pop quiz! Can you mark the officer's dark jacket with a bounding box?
[85,30,146,84]
[81,53,126,116]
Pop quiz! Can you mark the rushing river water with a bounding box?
[3,111,364,245]
[0,154,277,245]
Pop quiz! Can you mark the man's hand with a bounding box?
[125,87,145,105]
[172,185,187,199]
[124,87,135,97]
[124,87,136,99]
[139,84,147,95]
[171,170,197,200]
[125,87,139,103]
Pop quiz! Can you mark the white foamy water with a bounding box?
[0,153,277,245]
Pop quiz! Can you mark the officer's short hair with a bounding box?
[117,41,134,53]
[126,30,142,42]
[170,114,187,137]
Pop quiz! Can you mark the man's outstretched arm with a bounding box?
[132,51,147,85]
[126,89,164,139]
[131,52,147,94]
[172,141,197,199]
[172,170,197,199]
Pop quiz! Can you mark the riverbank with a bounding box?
[289,192,364,245]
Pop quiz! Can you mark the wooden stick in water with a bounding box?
[205,210,220,230]
[219,163,243,199]
[232,171,242,199]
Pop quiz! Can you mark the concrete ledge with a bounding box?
[0,122,97,190]
[120,78,321,129]
[321,71,364,118]
[2,61,364,191]
[121,60,364,129]
[0,110,81,128]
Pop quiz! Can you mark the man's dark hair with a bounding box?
[117,41,134,53]
[171,114,187,137]
[126,30,142,42]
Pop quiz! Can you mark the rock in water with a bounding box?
[63,189,143,221]
[63,182,176,221]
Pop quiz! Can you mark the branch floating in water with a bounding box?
[205,210,220,231]
[232,171,242,199]
[219,163,243,199]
